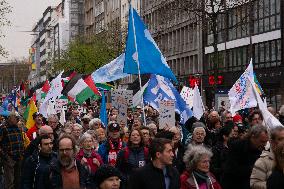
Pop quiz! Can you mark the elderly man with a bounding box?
[250,126,284,189]
[0,112,24,189]
[49,135,91,188]
[222,125,269,189]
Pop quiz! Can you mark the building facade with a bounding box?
[203,0,283,109]
[140,0,203,88]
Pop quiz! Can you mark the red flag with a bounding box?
[42,80,50,93]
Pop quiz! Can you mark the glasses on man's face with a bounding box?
[59,148,73,153]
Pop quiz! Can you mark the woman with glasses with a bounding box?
[180,145,222,189]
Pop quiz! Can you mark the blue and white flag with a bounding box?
[124,6,177,82]
[92,53,129,83]
[143,75,192,124]
[100,90,108,127]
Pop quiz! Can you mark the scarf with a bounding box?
[108,138,122,166]
[193,170,212,189]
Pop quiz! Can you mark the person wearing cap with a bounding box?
[26,112,43,141]
[95,165,122,189]
[81,114,91,131]
[98,122,126,166]
[0,112,24,189]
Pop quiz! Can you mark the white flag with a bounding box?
[249,79,283,129]
[192,83,204,120]
[132,82,148,107]
[180,86,194,108]
[228,60,257,115]
[39,71,63,117]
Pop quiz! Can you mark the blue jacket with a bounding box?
[98,139,126,164]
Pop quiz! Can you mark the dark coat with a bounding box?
[98,139,126,164]
[210,142,229,183]
[49,159,92,189]
[267,168,284,189]
[128,162,180,189]
[22,151,57,189]
[172,143,185,174]
[116,146,150,179]
[222,139,262,189]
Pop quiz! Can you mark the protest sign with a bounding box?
[159,100,175,129]
[111,90,133,126]
[54,99,68,113]
[180,86,194,108]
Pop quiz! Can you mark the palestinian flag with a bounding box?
[61,71,77,87]
[62,74,101,104]
[20,82,26,98]
[41,80,50,99]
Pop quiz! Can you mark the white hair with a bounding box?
[192,127,206,135]
[89,118,102,128]
[183,145,213,171]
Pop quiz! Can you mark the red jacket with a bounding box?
[76,149,103,174]
[180,170,222,189]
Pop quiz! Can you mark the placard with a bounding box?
[159,100,175,129]
[180,86,194,108]
[111,90,133,125]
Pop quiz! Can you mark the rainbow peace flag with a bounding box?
[253,73,264,95]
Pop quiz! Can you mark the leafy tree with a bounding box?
[0,0,12,57]
[54,34,118,74]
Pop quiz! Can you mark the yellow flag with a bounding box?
[26,99,38,129]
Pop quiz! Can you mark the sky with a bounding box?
[1,0,61,63]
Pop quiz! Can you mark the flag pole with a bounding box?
[130,4,147,126]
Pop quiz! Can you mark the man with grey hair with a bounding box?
[250,126,284,189]
[222,125,269,189]
[189,122,207,146]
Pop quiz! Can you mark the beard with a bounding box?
[59,154,73,167]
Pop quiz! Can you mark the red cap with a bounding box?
[233,114,242,123]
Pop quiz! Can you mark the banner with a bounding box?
[180,86,194,108]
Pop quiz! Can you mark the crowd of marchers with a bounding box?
[1,101,284,189]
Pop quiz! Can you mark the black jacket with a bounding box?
[128,162,180,189]
[172,143,185,174]
[267,168,284,189]
[210,142,229,183]
[22,151,57,189]
[116,146,150,179]
[222,139,262,189]
[49,159,93,189]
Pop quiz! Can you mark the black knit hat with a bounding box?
[95,165,121,187]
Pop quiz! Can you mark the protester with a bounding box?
[222,125,269,189]
[189,124,207,146]
[140,126,151,147]
[24,125,54,159]
[0,112,24,189]
[128,138,180,189]
[249,110,264,127]
[116,128,150,180]
[250,126,284,189]
[22,135,56,189]
[96,128,107,145]
[71,123,83,142]
[98,122,126,166]
[266,141,284,188]
[169,126,185,174]
[94,165,122,189]
[49,135,91,188]
[180,145,221,189]
[26,112,43,141]
[82,115,91,131]
[89,118,102,130]
[210,126,232,183]
[76,133,103,175]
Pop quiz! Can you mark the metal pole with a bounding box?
[129,5,147,126]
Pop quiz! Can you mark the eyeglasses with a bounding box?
[59,148,73,153]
